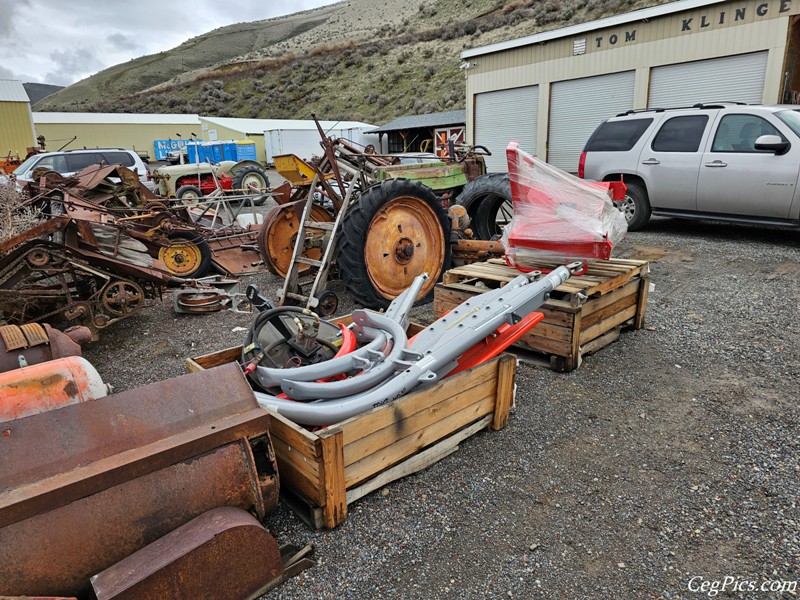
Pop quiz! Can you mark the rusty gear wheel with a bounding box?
[336,179,451,310]
[257,201,334,277]
[101,280,145,317]
[25,247,53,268]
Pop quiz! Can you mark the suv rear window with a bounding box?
[102,151,135,167]
[585,119,653,151]
[65,153,102,172]
[651,115,708,152]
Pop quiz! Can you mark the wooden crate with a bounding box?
[187,318,515,530]
[434,258,650,372]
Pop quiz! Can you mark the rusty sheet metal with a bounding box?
[208,229,265,275]
[0,362,277,528]
[0,441,268,597]
[91,507,284,600]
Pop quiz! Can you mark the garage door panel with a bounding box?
[548,71,635,172]
[649,52,767,108]
[475,86,538,173]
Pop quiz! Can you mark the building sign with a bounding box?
[153,139,190,161]
[586,0,793,51]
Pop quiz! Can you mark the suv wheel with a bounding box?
[618,182,651,231]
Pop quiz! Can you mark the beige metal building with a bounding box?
[462,0,800,172]
[198,117,268,163]
[0,80,36,158]
[32,113,201,161]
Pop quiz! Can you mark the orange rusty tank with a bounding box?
[0,356,107,422]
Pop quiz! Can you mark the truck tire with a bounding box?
[620,181,651,231]
[455,173,512,240]
[336,179,451,310]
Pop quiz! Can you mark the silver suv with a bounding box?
[13,148,154,191]
[579,103,800,230]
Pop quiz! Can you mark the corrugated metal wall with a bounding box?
[32,122,199,160]
[0,102,36,156]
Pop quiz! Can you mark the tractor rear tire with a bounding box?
[455,173,512,240]
[232,166,270,195]
[336,178,451,310]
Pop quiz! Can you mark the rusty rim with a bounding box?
[260,203,333,277]
[158,241,202,276]
[363,196,445,300]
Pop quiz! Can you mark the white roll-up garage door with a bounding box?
[548,71,635,172]
[649,52,768,108]
[474,85,538,173]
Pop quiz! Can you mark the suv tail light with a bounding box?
[145,169,151,181]
[578,152,586,179]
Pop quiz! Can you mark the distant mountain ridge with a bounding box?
[35,0,672,123]
[24,83,63,105]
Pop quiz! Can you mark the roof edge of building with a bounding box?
[461,0,728,59]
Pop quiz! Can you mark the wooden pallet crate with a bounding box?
[187,317,516,530]
[434,258,650,372]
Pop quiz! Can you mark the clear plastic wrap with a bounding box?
[501,142,628,269]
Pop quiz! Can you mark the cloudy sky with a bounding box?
[0,0,340,86]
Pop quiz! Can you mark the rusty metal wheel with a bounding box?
[101,280,144,317]
[336,179,451,310]
[157,231,211,278]
[257,200,334,277]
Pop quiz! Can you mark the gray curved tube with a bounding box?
[253,330,388,388]
[279,311,409,399]
[254,267,574,426]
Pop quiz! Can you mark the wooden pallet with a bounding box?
[434,258,650,371]
[188,317,515,530]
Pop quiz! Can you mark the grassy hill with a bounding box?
[36,0,672,123]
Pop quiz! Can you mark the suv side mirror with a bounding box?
[754,134,790,155]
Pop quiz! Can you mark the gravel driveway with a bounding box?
[84,217,800,599]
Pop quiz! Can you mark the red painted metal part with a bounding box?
[447,311,544,376]
[0,363,279,597]
[91,507,284,600]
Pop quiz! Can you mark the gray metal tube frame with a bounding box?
[255,266,577,425]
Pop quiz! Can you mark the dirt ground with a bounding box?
[83,217,799,599]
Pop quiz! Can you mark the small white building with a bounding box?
[262,120,383,164]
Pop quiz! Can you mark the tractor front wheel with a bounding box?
[336,179,451,310]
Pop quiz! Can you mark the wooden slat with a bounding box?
[319,431,347,528]
[581,293,638,331]
[344,416,493,505]
[344,396,496,488]
[266,409,319,459]
[331,359,499,446]
[492,356,515,430]
[634,274,650,329]
[579,305,638,345]
[342,378,496,467]
[271,437,323,505]
[581,326,622,355]
[580,280,639,318]
[186,345,242,372]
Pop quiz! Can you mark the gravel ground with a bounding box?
[84,217,800,599]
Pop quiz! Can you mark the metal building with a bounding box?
[0,80,36,158]
[32,113,201,162]
[462,0,800,172]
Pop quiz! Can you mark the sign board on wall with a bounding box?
[153,139,190,161]
[208,130,218,141]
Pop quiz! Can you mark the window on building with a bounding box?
[651,115,709,152]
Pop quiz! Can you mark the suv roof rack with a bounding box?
[616,101,749,117]
[63,147,127,153]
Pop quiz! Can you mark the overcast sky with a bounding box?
[0,0,340,86]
